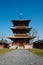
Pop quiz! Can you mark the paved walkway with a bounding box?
[0,49,43,65]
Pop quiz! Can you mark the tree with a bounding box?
[31,28,38,42]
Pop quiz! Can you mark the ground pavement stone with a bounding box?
[0,49,43,65]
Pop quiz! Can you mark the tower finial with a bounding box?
[20,13,22,20]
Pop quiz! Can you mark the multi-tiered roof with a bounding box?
[8,19,35,40]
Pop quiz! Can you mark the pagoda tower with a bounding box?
[8,16,35,49]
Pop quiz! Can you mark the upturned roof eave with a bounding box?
[7,36,36,39]
[10,27,32,30]
[11,19,31,22]
[11,19,31,26]
[10,27,32,33]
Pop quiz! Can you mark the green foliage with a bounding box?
[29,48,43,57]
[0,48,14,55]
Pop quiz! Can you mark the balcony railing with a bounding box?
[14,34,29,36]
[16,26,28,28]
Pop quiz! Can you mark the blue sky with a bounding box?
[0,0,43,41]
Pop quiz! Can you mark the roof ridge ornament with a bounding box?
[20,13,22,21]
